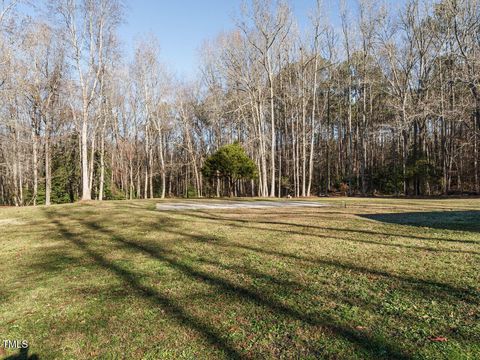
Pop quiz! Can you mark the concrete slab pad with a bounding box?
[155,200,327,211]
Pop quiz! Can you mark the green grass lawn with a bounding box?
[1,198,479,359]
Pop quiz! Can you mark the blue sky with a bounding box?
[119,0,343,79]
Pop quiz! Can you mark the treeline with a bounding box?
[0,0,479,205]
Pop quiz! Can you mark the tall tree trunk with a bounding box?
[32,120,38,206]
[99,127,106,201]
[144,127,149,199]
[45,132,51,206]
[159,132,166,199]
[149,147,153,198]
[81,112,91,200]
[307,54,318,197]
[89,133,96,195]
[301,66,307,197]
[268,70,276,197]
[474,101,479,193]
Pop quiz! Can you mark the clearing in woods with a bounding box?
[0,198,479,359]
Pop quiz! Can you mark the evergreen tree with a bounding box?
[202,143,257,197]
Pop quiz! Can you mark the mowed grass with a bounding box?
[0,198,479,359]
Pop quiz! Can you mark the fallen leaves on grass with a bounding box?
[428,336,448,342]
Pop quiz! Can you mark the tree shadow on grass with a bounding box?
[163,211,479,305]
[360,211,480,233]
[3,347,38,360]
[44,209,412,360]
[209,239,480,304]
[79,207,480,304]
[172,211,480,255]
[43,212,242,360]
[171,209,479,245]
[29,250,78,274]
[68,208,479,305]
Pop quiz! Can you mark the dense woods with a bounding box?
[1,0,479,205]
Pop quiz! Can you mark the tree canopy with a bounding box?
[202,143,257,197]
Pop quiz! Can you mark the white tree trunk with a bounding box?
[81,112,91,200]
[99,128,105,201]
